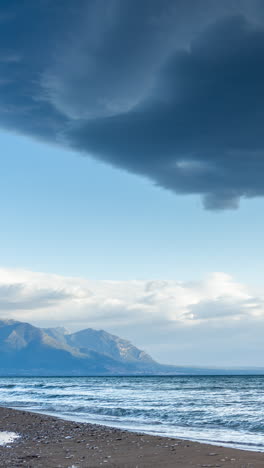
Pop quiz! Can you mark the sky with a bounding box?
[0,0,264,367]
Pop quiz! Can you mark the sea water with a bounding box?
[0,375,263,451]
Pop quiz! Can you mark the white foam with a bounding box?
[0,432,19,446]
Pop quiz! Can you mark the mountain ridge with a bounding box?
[0,319,163,376]
[0,319,264,376]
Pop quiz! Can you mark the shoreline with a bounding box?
[0,407,263,467]
[12,407,264,454]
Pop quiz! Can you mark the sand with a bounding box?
[0,406,263,467]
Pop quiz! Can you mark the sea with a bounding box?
[0,375,264,452]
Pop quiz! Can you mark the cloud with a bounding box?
[67,15,264,210]
[0,267,264,366]
[0,282,72,311]
[1,1,264,208]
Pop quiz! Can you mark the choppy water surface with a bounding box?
[0,376,263,451]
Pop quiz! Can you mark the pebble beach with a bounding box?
[0,407,264,467]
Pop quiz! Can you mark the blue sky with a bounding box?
[0,129,263,287]
[0,0,264,366]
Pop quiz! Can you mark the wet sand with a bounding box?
[0,406,263,467]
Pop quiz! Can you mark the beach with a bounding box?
[0,407,263,467]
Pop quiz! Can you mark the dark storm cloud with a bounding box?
[0,1,264,209]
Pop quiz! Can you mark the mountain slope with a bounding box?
[0,319,160,375]
[64,328,154,364]
[1,319,264,376]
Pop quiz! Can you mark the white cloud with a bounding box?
[0,267,263,366]
[0,267,260,324]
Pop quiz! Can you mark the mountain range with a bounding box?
[0,319,263,376]
[0,319,167,375]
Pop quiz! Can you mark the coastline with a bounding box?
[0,407,263,467]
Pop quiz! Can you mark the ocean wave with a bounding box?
[1,375,264,452]
[0,384,16,389]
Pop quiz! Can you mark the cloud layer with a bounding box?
[0,1,264,209]
[0,267,263,366]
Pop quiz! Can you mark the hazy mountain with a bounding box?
[52,327,154,364]
[0,319,263,376]
[0,319,162,376]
